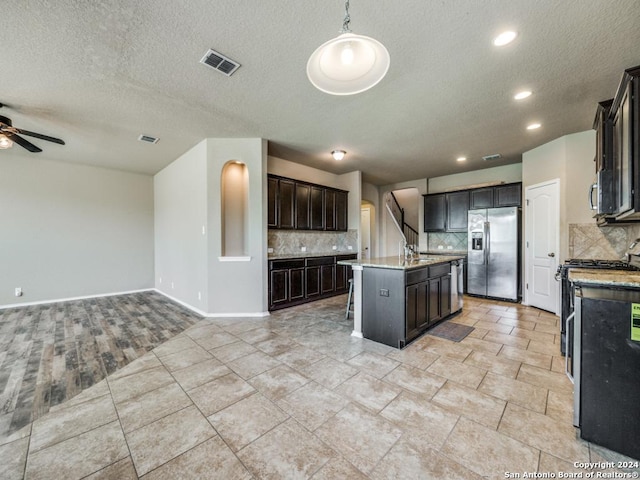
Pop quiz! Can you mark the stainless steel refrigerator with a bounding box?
[467,207,520,301]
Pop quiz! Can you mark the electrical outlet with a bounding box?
[198,291,201,300]
[332,245,337,250]
[267,247,274,254]
[159,277,162,284]
[379,289,389,297]
[347,246,353,250]
[301,246,307,252]
[15,287,23,297]
[171,282,175,289]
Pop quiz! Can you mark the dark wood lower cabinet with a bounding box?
[363,262,456,348]
[269,254,356,310]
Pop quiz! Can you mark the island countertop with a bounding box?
[338,255,464,271]
[568,268,640,289]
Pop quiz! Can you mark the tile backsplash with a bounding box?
[426,232,468,252]
[568,223,640,259]
[268,229,358,256]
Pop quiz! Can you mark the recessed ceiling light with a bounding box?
[493,31,517,46]
[527,123,541,130]
[331,149,346,161]
[456,157,467,162]
[514,90,532,100]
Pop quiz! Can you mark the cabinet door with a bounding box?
[416,281,429,330]
[310,186,325,230]
[267,177,278,228]
[470,188,494,209]
[335,264,348,292]
[440,274,451,318]
[424,194,446,232]
[428,277,441,323]
[335,191,348,231]
[325,190,336,231]
[305,266,321,297]
[278,179,296,229]
[321,265,335,294]
[446,191,470,232]
[289,268,305,301]
[270,270,289,307]
[406,285,419,341]
[295,183,311,229]
[494,183,522,207]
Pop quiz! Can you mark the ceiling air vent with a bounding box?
[482,153,502,161]
[138,134,159,144]
[200,49,240,76]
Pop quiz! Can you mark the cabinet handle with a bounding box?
[588,183,598,211]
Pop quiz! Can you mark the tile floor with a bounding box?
[0,291,201,437]
[1,294,638,479]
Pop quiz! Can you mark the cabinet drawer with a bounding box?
[429,263,451,278]
[270,259,305,270]
[306,256,335,266]
[406,267,429,285]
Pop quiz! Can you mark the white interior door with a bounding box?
[360,207,371,259]
[525,180,559,313]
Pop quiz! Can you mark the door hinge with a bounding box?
[526,241,529,248]
[526,283,529,289]
[526,199,529,206]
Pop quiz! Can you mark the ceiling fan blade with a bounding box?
[16,128,65,145]
[6,132,43,152]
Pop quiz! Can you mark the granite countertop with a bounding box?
[268,251,357,260]
[420,250,467,255]
[338,255,464,271]
[568,268,640,289]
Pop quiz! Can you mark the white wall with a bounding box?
[0,155,154,307]
[522,130,596,262]
[208,139,268,315]
[428,163,523,194]
[154,140,209,312]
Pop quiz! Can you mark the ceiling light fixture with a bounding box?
[514,90,532,100]
[527,123,541,130]
[307,0,390,95]
[493,31,517,46]
[0,133,13,149]
[332,150,346,161]
[456,156,467,162]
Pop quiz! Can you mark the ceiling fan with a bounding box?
[0,103,65,152]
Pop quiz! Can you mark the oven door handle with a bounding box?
[565,312,575,384]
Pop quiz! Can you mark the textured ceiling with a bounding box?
[2,0,640,185]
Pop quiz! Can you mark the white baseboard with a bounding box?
[0,288,154,310]
[153,289,270,318]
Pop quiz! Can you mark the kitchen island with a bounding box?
[338,255,464,348]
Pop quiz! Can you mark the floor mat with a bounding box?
[427,321,474,342]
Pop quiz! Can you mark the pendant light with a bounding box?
[307,0,390,95]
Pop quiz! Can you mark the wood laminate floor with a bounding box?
[0,291,201,437]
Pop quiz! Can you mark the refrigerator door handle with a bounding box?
[484,221,490,265]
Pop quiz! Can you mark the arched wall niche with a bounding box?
[221,160,249,257]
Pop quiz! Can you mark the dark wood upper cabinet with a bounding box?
[267,177,278,228]
[423,194,446,232]
[494,183,522,207]
[268,175,348,232]
[445,191,469,231]
[295,183,311,229]
[469,187,494,209]
[278,179,296,229]
[310,186,325,230]
[335,191,348,231]
[325,189,336,231]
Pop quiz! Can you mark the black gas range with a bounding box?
[556,258,638,355]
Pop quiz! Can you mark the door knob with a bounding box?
[548,253,555,257]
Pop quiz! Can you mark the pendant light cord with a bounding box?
[341,0,351,33]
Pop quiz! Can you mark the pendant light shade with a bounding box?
[0,133,13,149]
[307,1,390,95]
